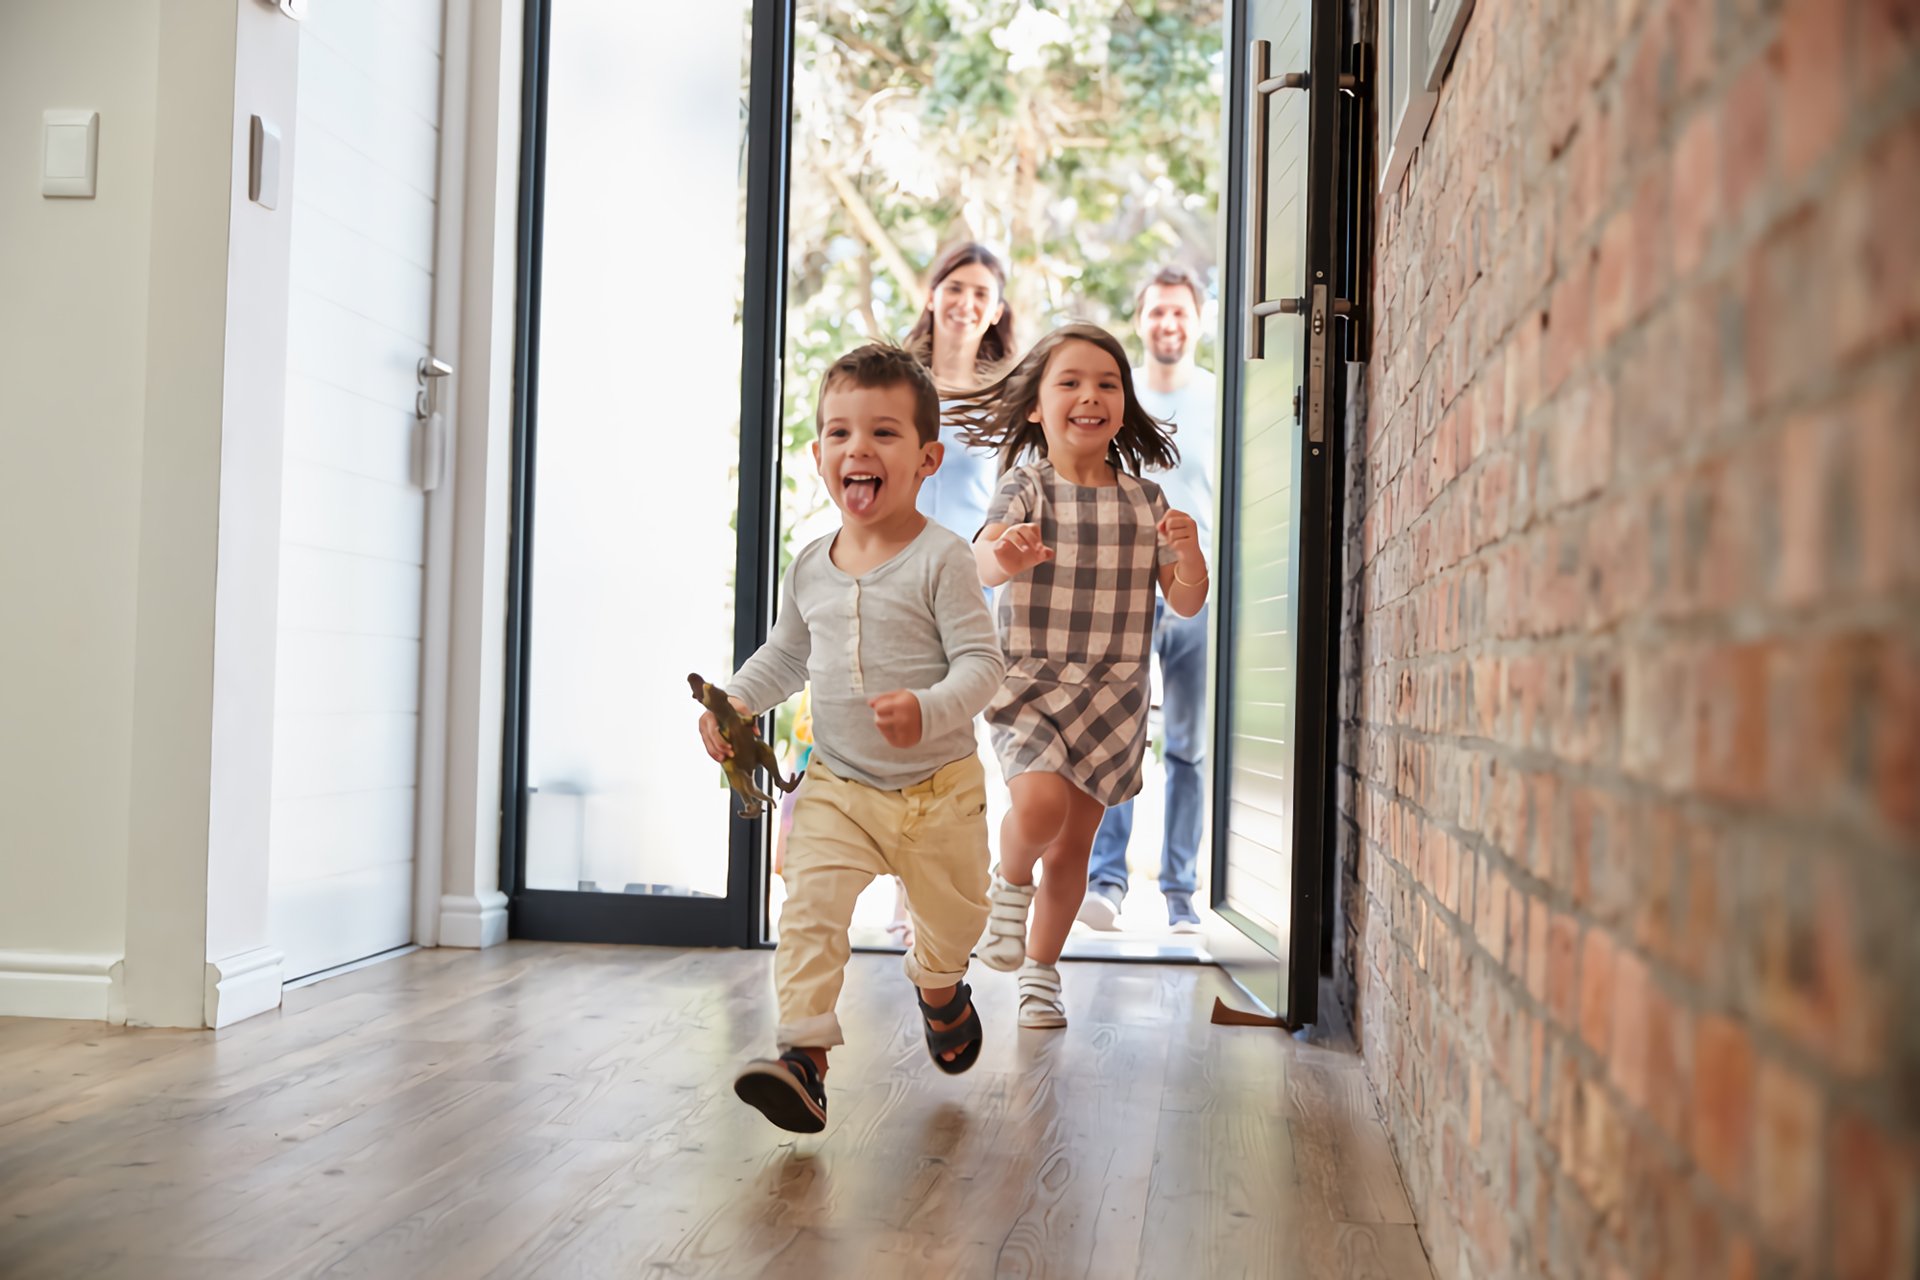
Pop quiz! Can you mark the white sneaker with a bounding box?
[1017,962,1067,1028]
[1076,884,1124,932]
[978,871,1035,972]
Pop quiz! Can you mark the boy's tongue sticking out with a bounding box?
[841,472,882,517]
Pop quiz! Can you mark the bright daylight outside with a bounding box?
[769,1,1226,948]
[520,1,1224,929]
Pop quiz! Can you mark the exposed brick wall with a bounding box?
[1336,1,1919,1276]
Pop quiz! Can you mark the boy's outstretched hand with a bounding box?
[991,522,1054,577]
[699,695,755,761]
[868,690,923,748]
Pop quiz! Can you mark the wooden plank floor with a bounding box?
[0,944,1433,1279]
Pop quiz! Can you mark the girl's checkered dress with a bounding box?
[983,460,1180,806]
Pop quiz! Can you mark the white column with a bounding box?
[436,0,525,949]
[123,0,298,1028]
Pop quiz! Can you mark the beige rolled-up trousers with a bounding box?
[775,755,991,1050]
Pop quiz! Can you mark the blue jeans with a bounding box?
[1089,602,1208,897]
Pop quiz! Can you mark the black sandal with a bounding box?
[918,982,983,1075]
[733,1049,827,1133]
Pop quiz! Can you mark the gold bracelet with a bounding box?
[1174,565,1209,587]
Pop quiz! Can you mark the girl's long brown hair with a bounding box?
[950,323,1180,477]
[903,242,1017,381]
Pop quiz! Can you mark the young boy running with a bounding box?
[697,344,1005,1133]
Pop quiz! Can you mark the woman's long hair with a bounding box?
[903,242,1017,382]
[951,323,1179,478]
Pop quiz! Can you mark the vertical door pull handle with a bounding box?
[1246,39,1310,360]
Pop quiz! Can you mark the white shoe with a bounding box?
[1017,962,1067,1028]
[1076,884,1123,932]
[978,871,1034,972]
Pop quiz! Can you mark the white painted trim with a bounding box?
[439,891,509,949]
[1423,0,1475,92]
[439,0,524,939]
[203,946,284,1029]
[1379,0,1440,193]
[0,951,126,1023]
[283,944,419,990]
[414,0,477,948]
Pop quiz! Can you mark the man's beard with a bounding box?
[1151,344,1186,366]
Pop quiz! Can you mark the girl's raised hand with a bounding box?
[867,690,923,748]
[1158,509,1202,568]
[992,522,1054,577]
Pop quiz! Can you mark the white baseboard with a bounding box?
[204,946,284,1029]
[439,891,508,949]
[0,951,125,1022]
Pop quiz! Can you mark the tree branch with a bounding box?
[819,153,926,314]
[826,25,932,86]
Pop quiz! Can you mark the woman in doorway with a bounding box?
[906,241,1019,542]
[885,242,1019,948]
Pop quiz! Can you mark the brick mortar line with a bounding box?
[1351,584,1920,656]
[1344,750,1918,903]
[1367,60,1920,443]
[1360,950,1643,1276]
[1347,805,1919,1131]
[1361,320,1920,517]
[1358,322,1920,535]
[1350,536,1920,644]
[1362,905,1811,1277]
[1368,883,1854,1274]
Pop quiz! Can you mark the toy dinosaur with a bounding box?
[688,673,800,818]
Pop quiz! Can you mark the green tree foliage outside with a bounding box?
[781,1,1223,553]
[769,1,1223,756]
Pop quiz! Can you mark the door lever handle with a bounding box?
[416,357,453,415]
[415,356,454,491]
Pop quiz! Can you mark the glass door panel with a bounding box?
[769,2,1230,956]
[507,0,783,943]
[1211,0,1341,1022]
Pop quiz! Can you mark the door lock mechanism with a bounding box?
[415,357,452,420]
[414,356,453,491]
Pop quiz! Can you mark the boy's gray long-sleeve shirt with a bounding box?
[728,522,1005,792]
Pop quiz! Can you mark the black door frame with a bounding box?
[1209,0,1352,1025]
[502,0,1354,975]
[500,0,796,947]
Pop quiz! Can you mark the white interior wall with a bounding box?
[120,0,244,1029]
[0,1,162,1019]
[0,0,518,1023]
[0,0,303,1027]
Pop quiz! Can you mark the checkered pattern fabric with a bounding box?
[982,460,1180,807]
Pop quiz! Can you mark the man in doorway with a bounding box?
[1079,265,1217,934]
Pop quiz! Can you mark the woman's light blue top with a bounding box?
[915,398,1000,542]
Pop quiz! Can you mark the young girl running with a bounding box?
[958,323,1211,1028]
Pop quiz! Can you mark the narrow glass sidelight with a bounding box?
[503,0,793,945]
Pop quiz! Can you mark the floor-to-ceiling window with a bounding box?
[503,0,786,944]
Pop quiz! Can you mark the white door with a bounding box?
[269,0,446,980]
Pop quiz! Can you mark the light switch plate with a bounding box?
[43,110,99,198]
[249,115,281,210]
